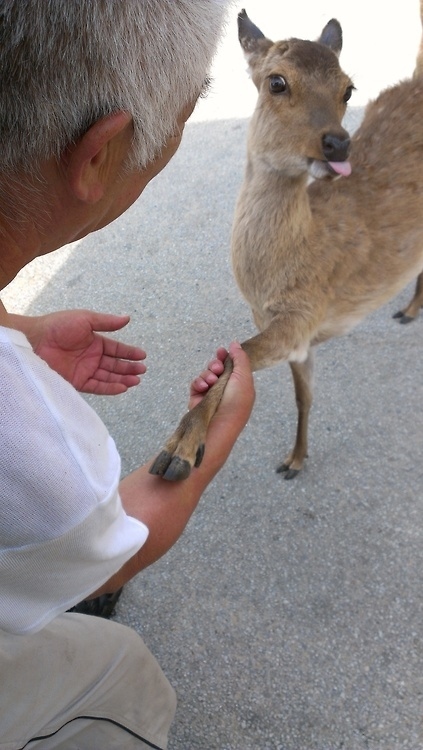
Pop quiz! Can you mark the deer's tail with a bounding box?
[413,0,423,77]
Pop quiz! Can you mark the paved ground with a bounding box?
[3,3,423,749]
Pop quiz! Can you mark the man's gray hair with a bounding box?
[0,0,232,174]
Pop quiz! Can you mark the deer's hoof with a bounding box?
[393,310,415,324]
[276,462,300,480]
[149,442,205,481]
[149,451,192,481]
[284,467,300,480]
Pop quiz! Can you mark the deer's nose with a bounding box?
[322,133,351,162]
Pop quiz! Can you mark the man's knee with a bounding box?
[78,617,177,744]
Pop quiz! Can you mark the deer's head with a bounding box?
[238,10,354,180]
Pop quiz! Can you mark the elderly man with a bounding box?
[0,2,255,748]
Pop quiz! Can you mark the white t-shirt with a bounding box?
[0,326,149,635]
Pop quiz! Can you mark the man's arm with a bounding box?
[91,342,255,595]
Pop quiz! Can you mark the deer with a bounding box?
[149,4,423,482]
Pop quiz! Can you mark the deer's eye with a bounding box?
[269,75,287,94]
[343,85,354,103]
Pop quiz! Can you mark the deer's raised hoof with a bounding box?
[149,443,205,481]
[149,451,192,481]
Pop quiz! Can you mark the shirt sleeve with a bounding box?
[0,490,148,634]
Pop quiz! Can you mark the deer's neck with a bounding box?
[236,155,313,253]
[231,156,316,306]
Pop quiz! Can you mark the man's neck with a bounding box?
[0,216,43,291]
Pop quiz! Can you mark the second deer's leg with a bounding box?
[277,350,315,479]
[393,272,423,323]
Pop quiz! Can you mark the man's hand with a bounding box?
[10,310,146,394]
[189,341,255,423]
[189,346,228,410]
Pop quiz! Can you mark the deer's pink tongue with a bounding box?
[329,160,352,177]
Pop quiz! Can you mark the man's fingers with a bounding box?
[101,335,147,361]
[88,312,131,332]
[100,356,147,376]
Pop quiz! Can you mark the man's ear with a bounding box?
[63,111,133,203]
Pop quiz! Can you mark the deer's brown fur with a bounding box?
[150,4,423,481]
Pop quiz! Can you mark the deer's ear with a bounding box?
[318,18,343,56]
[238,9,272,65]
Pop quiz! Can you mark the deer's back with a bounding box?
[307,76,423,337]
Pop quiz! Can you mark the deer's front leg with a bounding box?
[149,356,233,480]
[150,313,315,481]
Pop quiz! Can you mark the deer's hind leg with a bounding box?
[393,272,423,324]
[277,350,315,479]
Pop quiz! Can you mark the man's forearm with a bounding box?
[92,358,255,595]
